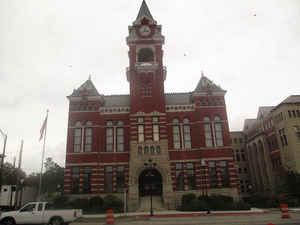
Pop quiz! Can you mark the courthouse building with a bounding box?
[64,1,238,211]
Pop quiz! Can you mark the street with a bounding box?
[71,212,300,225]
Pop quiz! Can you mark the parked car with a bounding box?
[0,201,82,225]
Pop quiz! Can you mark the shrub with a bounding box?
[180,194,196,211]
[52,195,71,209]
[89,196,104,213]
[71,198,90,213]
[103,195,123,213]
[234,201,251,210]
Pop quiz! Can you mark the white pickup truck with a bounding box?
[0,202,82,225]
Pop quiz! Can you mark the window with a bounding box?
[183,118,191,149]
[37,203,43,211]
[116,121,124,152]
[292,110,296,118]
[219,161,230,187]
[105,166,113,193]
[244,168,248,173]
[208,161,218,188]
[138,117,144,143]
[84,121,92,152]
[138,48,154,62]
[83,167,91,193]
[238,168,242,174]
[20,204,36,212]
[173,119,181,149]
[279,128,288,146]
[153,117,159,142]
[204,117,213,147]
[175,163,184,191]
[288,111,292,118]
[116,166,125,193]
[214,116,224,147]
[74,122,82,152]
[106,121,113,152]
[71,166,80,194]
[239,138,243,143]
[186,163,196,190]
[297,110,300,117]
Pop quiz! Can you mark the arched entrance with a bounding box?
[138,168,162,196]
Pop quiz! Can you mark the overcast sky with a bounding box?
[0,0,299,174]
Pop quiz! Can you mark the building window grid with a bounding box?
[116,166,125,193]
[84,127,92,152]
[74,128,82,153]
[83,167,91,193]
[175,163,184,191]
[138,117,144,143]
[172,119,181,149]
[153,117,159,142]
[186,163,196,190]
[71,166,80,194]
[183,119,191,149]
[104,166,113,193]
[116,127,124,152]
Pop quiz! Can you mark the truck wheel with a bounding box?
[2,218,16,225]
[49,217,63,225]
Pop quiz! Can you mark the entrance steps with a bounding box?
[138,196,165,212]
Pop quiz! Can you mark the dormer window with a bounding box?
[138,48,154,62]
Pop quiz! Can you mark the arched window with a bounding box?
[214,116,224,147]
[106,121,113,152]
[84,121,92,152]
[172,118,181,149]
[116,121,124,152]
[203,117,213,147]
[74,121,82,152]
[153,117,159,142]
[138,48,154,62]
[183,118,191,149]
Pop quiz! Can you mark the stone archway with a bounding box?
[138,168,162,197]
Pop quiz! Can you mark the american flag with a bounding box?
[0,128,6,138]
[39,114,48,141]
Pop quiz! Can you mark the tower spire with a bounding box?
[135,0,156,24]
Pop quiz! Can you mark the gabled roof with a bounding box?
[281,95,300,104]
[194,73,226,94]
[257,106,274,119]
[134,0,156,24]
[243,119,257,131]
[69,78,100,97]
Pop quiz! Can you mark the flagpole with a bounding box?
[38,110,49,200]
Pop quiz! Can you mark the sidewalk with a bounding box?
[82,208,265,219]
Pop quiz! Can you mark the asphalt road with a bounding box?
[71,212,300,225]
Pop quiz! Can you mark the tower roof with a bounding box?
[194,73,226,94]
[69,78,100,98]
[134,0,156,24]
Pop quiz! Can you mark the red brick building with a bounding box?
[64,1,238,211]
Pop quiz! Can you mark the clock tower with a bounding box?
[126,0,166,113]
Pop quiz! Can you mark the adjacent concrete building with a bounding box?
[236,95,300,193]
[63,1,238,211]
[230,131,251,197]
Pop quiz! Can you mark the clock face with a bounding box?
[139,25,151,36]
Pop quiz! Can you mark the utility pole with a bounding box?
[0,128,7,197]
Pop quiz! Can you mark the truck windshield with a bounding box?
[20,204,35,212]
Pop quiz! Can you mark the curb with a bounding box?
[133,211,265,218]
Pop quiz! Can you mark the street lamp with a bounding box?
[0,128,7,197]
[144,159,156,217]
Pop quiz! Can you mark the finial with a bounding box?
[201,70,204,77]
[89,74,92,80]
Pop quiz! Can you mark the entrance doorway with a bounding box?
[138,168,162,196]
